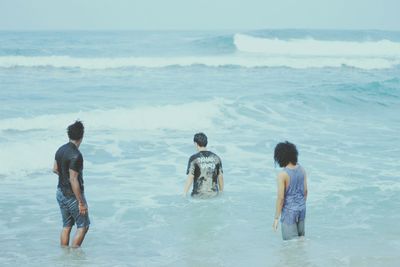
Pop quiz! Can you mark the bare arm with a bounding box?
[69,169,87,215]
[273,172,286,231]
[304,171,308,201]
[218,173,224,192]
[183,174,194,197]
[53,160,59,175]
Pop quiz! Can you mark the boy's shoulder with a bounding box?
[188,152,201,162]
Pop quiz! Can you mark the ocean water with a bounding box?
[0,30,400,267]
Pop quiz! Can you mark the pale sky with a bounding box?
[0,0,399,31]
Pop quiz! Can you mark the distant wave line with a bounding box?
[0,55,399,70]
[234,33,400,57]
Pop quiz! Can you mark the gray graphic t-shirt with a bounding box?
[186,151,223,197]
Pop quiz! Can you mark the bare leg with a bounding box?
[71,227,89,248]
[297,220,305,237]
[60,227,72,247]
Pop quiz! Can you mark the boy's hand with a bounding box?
[272,218,279,231]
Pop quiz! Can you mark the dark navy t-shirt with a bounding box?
[55,142,84,197]
[186,151,223,197]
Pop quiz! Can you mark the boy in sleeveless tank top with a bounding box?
[272,141,308,240]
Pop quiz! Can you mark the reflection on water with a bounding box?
[54,247,88,266]
[275,238,314,267]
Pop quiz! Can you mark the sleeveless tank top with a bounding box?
[281,165,306,224]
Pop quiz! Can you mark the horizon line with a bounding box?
[0,28,400,33]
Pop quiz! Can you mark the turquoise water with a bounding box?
[0,30,400,266]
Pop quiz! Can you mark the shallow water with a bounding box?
[0,30,400,266]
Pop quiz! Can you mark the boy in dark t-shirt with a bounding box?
[183,133,224,198]
[53,121,90,248]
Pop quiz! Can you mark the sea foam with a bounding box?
[0,100,224,176]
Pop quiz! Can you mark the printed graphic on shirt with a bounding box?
[186,151,223,197]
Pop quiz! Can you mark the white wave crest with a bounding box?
[234,33,400,57]
[0,55,399,69]
[2,34,400,70]
[0,99,224,132]
[0,99,224,176]
[1,33,400,70]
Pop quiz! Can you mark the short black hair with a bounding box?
[67,120,84,141]
[193,132,208,147]
[274,141,298,167]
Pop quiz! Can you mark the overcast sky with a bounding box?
[0,0,399,31]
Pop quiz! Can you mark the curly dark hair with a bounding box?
[67,120,84,141]
[193,132,208,147]
[274,141,298,167]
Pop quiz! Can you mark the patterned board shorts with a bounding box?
[56,189,90,228]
